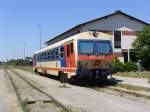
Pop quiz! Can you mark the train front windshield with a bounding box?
[79,40,112,55]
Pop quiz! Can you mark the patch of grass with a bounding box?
[13,65,35,74]
[116,83,150,92]
[22,99,30,112]
[17,66,33,72]
[114,71,150,79]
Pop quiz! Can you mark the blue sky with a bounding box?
[0,0,150,61]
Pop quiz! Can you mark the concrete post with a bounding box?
[128,49,130,62]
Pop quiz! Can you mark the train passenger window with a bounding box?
[40,54,42,61]
[42,52,45,61]
[48,50,51,60]
[60,47,64,58]
[71,43,74,54]
[39,54,41,61]
[55,48,59,59]
[51,50,54,60]
[50,50,52,60]
[37,54,38,60]
[44,52,47,60]
[38,54,40,61]
[67,45,70,57]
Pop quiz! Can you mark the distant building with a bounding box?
[45,10,149,63]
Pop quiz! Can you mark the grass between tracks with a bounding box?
[11,65,35,74]
[115,83,150,92]
[22,99,30,112]
[114,71,150,79]
[93,83,150,95]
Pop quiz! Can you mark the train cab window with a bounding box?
[79,41,94,54]
[67,45,70,57]
[60,47,64,58]
[55,48,59,59]
[97,41,112,55]
[70,43,74,54]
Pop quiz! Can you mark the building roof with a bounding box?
[45,10,149,45]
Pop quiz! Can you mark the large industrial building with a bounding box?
[45,10,149,63]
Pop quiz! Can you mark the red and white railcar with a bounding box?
[33,31,114,80]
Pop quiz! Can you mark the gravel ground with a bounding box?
[0,70,21,112]
[15,69,150,112]
[113,76,150,88]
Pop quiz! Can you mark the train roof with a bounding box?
[34,31,111,54]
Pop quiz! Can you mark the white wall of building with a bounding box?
[121,35,137,49]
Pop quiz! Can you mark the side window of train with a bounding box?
[40,53,42,60]
[38,54,40,61]
[48,50,51,60]
[55,48,59,60]
[44,52,47,61]
[40,53,42,61]
[42,52,44,61]
[60,47,64,58]
[71,42,74,54]
[51,50,54,60]
[67,44,70,57]
[39,54,41,61]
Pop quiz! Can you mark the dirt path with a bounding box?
[15,69,150,112]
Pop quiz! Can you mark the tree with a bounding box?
[132,26,150,59]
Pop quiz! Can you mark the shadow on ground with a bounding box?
[38,73,123,88]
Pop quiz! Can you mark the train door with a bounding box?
[64,42,76,68]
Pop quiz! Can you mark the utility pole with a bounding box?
[38,24,42,49]
[24,42,26,65]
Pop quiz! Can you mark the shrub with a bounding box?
[114,58,124,72]
[124,61,138,72]
[114,58,138,72]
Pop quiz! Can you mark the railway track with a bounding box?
[71,79,150,101]
[4,68,71,112]
[6,68,150,112]
[91,86,150,101]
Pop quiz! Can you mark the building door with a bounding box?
[64,42,76,68]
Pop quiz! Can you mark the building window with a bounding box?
[114,30,121,48]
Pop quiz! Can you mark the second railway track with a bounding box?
[4,68,71,112]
